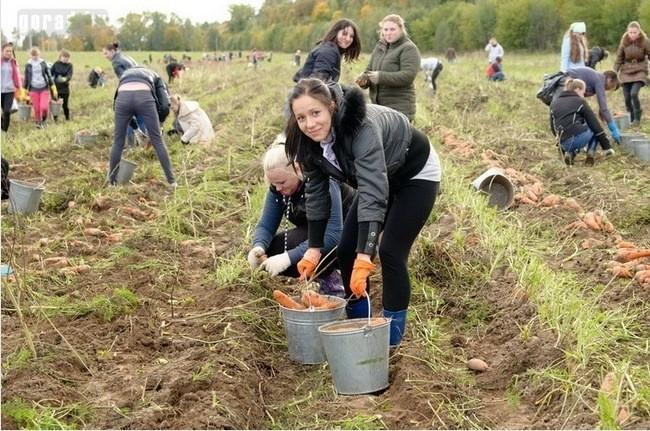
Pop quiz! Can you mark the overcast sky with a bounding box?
[1,0,265,40]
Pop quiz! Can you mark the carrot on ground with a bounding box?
[272,290,306,310]
[615,249,650,263]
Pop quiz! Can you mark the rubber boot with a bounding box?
[383,309,407,346]
[346,297,370,319]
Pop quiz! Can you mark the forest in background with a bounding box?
[3,0,650,53]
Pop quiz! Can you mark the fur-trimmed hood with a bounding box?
[331,84,366,142]
[620,31,648,47]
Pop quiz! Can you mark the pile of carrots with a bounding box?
[606,242,650,287]
[564,210,615,233]
[272,290,342,310]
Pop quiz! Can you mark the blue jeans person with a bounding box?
[561,129,598,155]
[490,71,505,81]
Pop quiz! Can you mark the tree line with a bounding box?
[3,0,650,53]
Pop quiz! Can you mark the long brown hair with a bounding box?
[569,32,588,63]
[319,18,361,62]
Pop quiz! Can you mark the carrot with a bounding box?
[615,249,650,263]
[541,194,562,207]
[635,270,650,283]
[83,227,106,237]
[272,290,306,310]
[582,212,601,231]
[593,210,604,228]
[301,290,341,309]
[616,241,637,249]
[634,264,650,273]
[564,197,582,212]
[609,265,633,278]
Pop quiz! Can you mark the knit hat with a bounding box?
[570,22,586,33]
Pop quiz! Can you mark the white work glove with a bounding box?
[367,71,379,84]
[247,246,266,269]
[259,252,291,276]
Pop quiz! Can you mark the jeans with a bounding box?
[561,129,598,154]
[110,90,175,184]
[622,81,644,121]
[490,72,505,81]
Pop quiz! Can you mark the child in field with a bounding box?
[486,57,505,81]
[23,47,56,128]
[51,50,73,121]
[550,78,612,166]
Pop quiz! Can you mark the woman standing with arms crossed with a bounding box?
[357,14,421,121]
[614,21,650,127]
[285,79,441,347]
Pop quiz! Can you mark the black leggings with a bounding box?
[623,81,644,120]
[59,92,70,120]
[338,179,439,311]
[1,92,14,132]
[266,225,336,278]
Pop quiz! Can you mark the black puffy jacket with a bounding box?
[114,67,170,122]
[293,41,342,83]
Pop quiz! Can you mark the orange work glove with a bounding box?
[297,256,318,280]
[350,259,375,298]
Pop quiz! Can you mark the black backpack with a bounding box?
[536,71,566,105]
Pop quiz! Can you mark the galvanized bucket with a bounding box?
[621,133,644,153]
[75,132,98,146]
[319,317,391,395]
[17,104,31,121]
[471,168,515,210]
[49,100,63,117]
[614,113,631,132]
[632,138,650,162]
[8,178,45,215]
[279,295,346,364]
[115,159,137,185]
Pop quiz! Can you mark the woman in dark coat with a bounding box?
[51,50,73,121]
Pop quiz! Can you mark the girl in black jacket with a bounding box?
[285,78,442,346]
[51,50,73,120]
[293,18,361,83]
[550,78,611,166]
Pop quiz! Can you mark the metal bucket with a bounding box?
[279,295,346,364]
[115,159,137,185]
[319,317,391,395]
[75,132,98,146]
[614,113,631,132]
[17,104,31,121]
[621,133,644,153]
[471,168,515,210]
[49,100,63,117]
[8,179,45,215]
[632,138,650,162]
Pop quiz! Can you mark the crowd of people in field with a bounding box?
[1,14,648,347]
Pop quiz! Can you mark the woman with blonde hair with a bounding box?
[23,46,55,127]
[560,22,588,72]
[247,141,354,297]
[357,14,421,121]
[614,21,650,126]
[168,95,215,146]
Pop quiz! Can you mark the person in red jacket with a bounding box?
[1,42,23,133]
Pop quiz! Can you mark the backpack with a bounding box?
[536,71,565,106]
